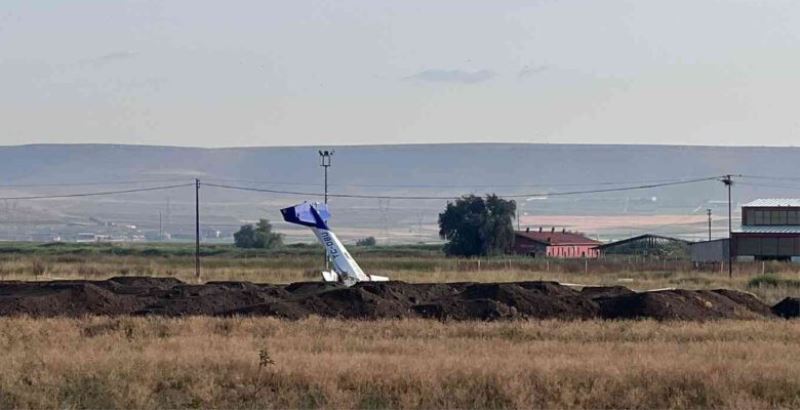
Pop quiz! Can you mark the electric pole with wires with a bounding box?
[722,175,733,278]
[195,178,200,281]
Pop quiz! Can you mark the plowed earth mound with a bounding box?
[0,278,790,321]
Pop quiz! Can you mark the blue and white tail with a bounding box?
[280,202,389,286]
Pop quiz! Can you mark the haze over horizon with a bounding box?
[2,141,800,150]
[2,1,800,148]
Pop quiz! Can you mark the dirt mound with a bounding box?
[132,282,279,316]
[0,278,782,321]
[300,286,412,319]
[284,281,343,296]
[414,298,517,320]
[219,300,311,320]
[595,289,773,320]
[105,276,184,289]
[0,281,141,317]
[772,297,800,318]
[580,286,636,299]
[454,283,599,319]
[712,289,775,317]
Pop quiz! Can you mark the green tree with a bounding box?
[233,219,283,249]
[438,194,516,257]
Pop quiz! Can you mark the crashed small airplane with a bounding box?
[280,202,389,286]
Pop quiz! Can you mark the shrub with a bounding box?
[356,237,377,247]
[31,259,48,276]
[747,274,800,288]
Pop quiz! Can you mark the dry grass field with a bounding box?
[2,317,800,409]
[2,243,800,408]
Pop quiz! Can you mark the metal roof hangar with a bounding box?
[595,234,689,257]
[733,198,800,262]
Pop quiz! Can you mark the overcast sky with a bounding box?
[2,0,800,147]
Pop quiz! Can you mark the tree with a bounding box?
[356,236,377,246]
[234,219,283,249]
[438,194,516,257]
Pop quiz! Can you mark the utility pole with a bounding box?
[319,150,334,203]
[195,178,200,281]
[722,175,733,278]
[706,208,712,241]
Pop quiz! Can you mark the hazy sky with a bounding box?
[2,0,800,147]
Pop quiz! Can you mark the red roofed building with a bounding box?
[513,228,601,258]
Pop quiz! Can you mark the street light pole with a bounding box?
[707,208,712,241]
[318,150,334,271]
[319,150,334,204]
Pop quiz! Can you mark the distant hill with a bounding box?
[0,143,798,243]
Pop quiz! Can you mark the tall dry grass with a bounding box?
[1,317,799,409]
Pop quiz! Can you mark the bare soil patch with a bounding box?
[0,277,791,320]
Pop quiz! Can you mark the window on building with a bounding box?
[754,210,765,225]
[775,210,788,225]
[788,210,799,225]
[744,209,755,225]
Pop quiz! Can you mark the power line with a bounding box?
[0,178,191,188]
[737,181,800,191]
[203,175,719,189]
[0,183,193,201]
[203,176,723,200]
[515,176,724,198]
[0,174,740,202]
[0,174,725,202]
[739,174,800,183]
[0,173,785,192]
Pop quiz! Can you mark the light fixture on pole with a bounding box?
[318,150,334,271]
[319,150,334,204]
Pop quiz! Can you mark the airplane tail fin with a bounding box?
[281,201,390,286]
[280,202,330,229]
